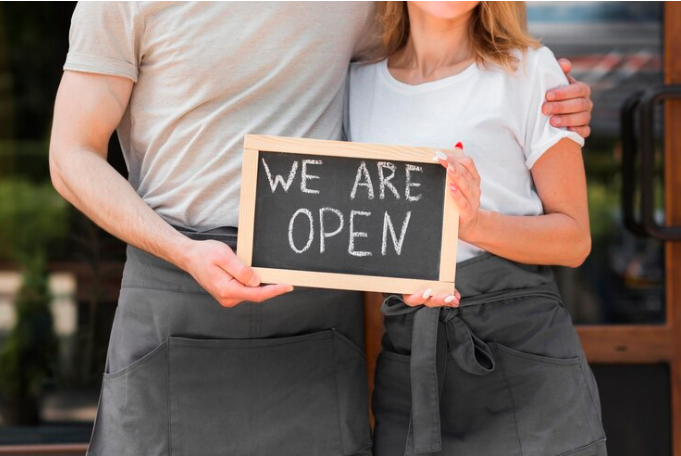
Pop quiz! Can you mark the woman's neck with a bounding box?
[389,4,475,84]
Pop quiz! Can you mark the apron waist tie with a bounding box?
[381,282,563,455]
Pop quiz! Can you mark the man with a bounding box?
[49,3,593,455]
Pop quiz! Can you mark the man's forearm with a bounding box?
[50,146,194,270]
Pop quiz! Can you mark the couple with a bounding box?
[50,2,604,456]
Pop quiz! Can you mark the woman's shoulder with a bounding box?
[513,46,563,76]
[481,46,568,95]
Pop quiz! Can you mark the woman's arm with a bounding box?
[451,138,591,268]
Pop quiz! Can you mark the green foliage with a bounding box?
[0,254,59,399]
[0,177,69,262]
[587,180,619,243]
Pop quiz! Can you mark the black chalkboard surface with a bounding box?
[238,135,459,294]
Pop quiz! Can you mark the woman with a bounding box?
[345,2,606,455]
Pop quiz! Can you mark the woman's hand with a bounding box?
[434,144,482,241]
[403,288,462,308]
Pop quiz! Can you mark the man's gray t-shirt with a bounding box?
[64,1,374,229]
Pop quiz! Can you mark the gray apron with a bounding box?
[372,252,607,456]
[87,226,372,456]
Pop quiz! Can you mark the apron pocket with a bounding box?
[88,340,170,456]
[332,330,373,455]
[371,350,412,456]
[168,329,371,456]
[494,342,606,456]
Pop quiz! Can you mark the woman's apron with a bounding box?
[372,252,607,456]
[86,226,372,456]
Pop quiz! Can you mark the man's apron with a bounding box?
[86,226,372,456]
[372,252,607,456]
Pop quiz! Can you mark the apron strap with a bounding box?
[381,281,563,455]
[382,300,496,455]
[409,306,445,454]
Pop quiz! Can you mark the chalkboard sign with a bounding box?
[237,135,459,294]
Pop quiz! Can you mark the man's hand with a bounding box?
[183,239,293,307]
[543,58,593,139]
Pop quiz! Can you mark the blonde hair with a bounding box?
[372,2,540,71]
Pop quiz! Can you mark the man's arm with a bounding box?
[50,71,292,306]
[544,59,593,139]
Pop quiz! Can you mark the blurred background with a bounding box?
[0,2,677,455]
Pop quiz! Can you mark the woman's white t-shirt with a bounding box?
[345,46,585,263]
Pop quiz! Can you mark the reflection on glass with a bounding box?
[528,1,666,324]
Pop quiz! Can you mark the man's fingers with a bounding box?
[216,247,261,287]
[550,111,591,130]
[568,125,591,139]
[218,282,293,307]
[545,79,590,102]
[558,58,572,76]
[543,97,592,116]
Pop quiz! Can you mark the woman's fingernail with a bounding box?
[450,184,458,192]
[422,289,432,299]
[553,117,562,126]
[432,151,448,161]
[445,295,456,304]
[454,142,464,150]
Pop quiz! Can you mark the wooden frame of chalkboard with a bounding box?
[237,135,459,294]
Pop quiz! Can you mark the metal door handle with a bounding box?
[620,85,681,241]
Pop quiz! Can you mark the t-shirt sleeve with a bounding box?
[522,47,585,169]
[63,1,143,82]
[341,67,354,142]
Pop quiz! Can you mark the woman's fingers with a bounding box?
[429,292,459,307]
[449,181,471,214]
[447,163,478,201]
[403,289,461,307]
[403,288,432,306]
[433,145,480,186]
[453,155,481,185]
[448,166,480,221]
